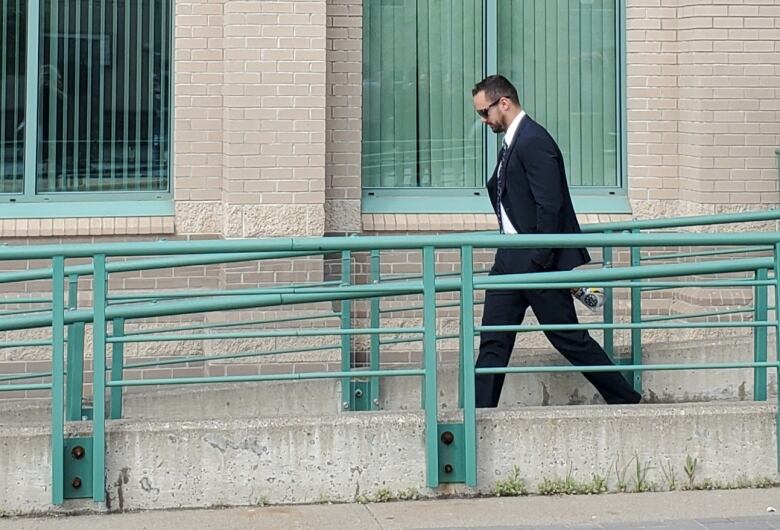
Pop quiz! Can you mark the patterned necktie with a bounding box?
[496,138,509,233]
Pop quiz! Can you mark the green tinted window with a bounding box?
[1,1,172,200]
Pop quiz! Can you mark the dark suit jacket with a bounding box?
[487,115,590,272]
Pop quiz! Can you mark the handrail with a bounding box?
[582,208,780,233]
[0,250,320,284]
[0,255,773,333]
[5,231,780,259]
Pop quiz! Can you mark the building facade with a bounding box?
[2,0,778,240]
[1,1,779,398]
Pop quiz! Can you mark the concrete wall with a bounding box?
[1,402,776,514]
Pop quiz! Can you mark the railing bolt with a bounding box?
[72,477,82,489]
[342,402,349,410]
[440,431,454,445]
[444,464,453,474]
[372,399,380,407]
[71,445,85,460]
[354,388,363,398]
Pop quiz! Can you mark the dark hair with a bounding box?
[472,75,519,105]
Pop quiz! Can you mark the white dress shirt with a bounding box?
[498,110,526,234]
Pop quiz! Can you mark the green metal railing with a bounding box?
[2,209,780,505]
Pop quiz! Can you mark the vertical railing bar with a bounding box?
[774,244,780,471]
[630,228,642,392]
[92,254,107,502]
[370,249,381,409]
[460,245,477,487]
[65,274,84,421]
[602,235,614,359]
[754,267,768,401]
[422,246,439,488]
[110,317,125,419]
[73,0,81,189]
[340,250,352,410]
[51,256,66,505]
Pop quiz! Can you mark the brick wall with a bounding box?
[628,0,780,219]
[325,0,362,234]
[221,0,327,238]
[174,0,226,236]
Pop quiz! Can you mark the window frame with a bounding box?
[361,0,629,215]
[0,0,174,217]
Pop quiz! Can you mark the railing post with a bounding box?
[630,229,643,393]
[92,254,107,503]
[65,274,86,421]
[110,318,125,419]
[51,256,66,505]
[602,235,614,359]
[753,267,768,401]
[422,246,439,487]
[339,250,353,411]
[774,244,780,471]
[369,249,381,409]
[460,245,477,487]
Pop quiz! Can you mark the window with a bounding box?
[362,0,625,212]
[1,1,172,206]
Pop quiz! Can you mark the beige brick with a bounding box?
[1,219,15,237]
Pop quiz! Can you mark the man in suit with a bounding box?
[471,75,641,407]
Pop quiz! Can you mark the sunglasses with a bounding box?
[476,98,502,118]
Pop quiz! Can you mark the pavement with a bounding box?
[3,488,780,529]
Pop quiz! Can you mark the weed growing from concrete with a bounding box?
[659,459,678,491]
[582,474,609,495]
[613,455,634,493]
[682,454,698,490]
[373,488,394,503]
[255,496,269,507]
[538,477,575,496]
[536,462,607,496]
[492,465,528,497]
[751,476,776,488]
[355,494,370,504]
[396,487,420,501]
[538,463,576,495]
[632,454,655,493]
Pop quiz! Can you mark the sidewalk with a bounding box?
[3,488,780,530]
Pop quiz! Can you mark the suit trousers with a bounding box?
[475,249,641,407]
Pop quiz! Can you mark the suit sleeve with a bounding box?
[521,133,563,269]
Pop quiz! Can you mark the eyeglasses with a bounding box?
[476,98,502,118]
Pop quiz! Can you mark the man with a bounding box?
[471,75,641,407]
